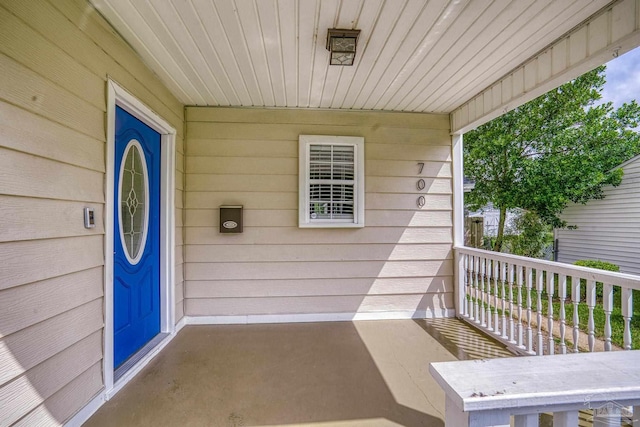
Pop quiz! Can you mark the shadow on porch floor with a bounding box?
[84,318,512,427]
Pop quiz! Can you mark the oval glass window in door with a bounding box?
[118,139,149,265]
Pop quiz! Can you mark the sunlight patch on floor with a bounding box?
[353,319,456,419]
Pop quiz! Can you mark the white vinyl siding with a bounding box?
[0,0,184,424]
[299,135,364,227]
[556,156,640,276]
[184,107,454,318]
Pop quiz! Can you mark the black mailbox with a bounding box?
[220,205,243,233]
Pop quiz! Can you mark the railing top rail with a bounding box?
[455,245,640,289]
[430,350,640,413]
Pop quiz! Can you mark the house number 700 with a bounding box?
[416,162,425,208]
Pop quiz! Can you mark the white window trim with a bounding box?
[299,135,365,228]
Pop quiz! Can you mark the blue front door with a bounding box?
[114,106,161,368]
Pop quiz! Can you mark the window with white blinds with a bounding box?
[299,135,365,228]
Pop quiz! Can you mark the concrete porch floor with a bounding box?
[84,319,513,427]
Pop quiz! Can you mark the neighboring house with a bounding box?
[466,204,518,238]
[556,155,640,275]
[1,0,639,426]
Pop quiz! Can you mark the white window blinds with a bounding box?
[309,144,355,221]
[299,136,365,228]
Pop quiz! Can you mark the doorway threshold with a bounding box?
[115,333,169,382]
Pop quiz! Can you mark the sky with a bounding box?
[601,46,640,107]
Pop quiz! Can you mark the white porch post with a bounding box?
[452,132,465,317]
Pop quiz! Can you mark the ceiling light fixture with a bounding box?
[326,29,361,66]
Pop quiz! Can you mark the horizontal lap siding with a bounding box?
[0,0,184,425]
[185,108,452,318]
[556,158,640,276]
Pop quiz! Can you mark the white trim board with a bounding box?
[184,310,456,326]
[104,79,177,394]
[64,391,104,427]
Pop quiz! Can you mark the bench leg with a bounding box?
[445,396,510,427]
[553,411,578,427]
[514,414,539,427]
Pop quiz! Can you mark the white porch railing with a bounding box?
[430,351,640,427]
[432,246,640,426]
[455,246,639,355]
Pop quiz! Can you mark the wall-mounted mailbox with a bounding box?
[220,205,243,233]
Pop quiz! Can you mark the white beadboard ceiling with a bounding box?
[90,0,612,113]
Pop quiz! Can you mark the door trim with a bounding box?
[104,79,176,395]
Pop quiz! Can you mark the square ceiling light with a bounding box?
[326,29,361,66]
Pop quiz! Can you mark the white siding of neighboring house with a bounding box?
[0,0,184,425]
[184,108,454,320]
[556,155,640,275]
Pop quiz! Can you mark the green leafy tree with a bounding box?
[464,66,640,252]
[503,211,553,258]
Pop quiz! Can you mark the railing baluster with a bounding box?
[536,269,544,355]
[501,262,508,340]
[455,247,639,358]
[559,274,567,354]
[586,280,596,352]
[486,259,492,331]
[463,254,469,317]
[493,260,500,336]
[480,257,486,327]
[572,275,580,353]
[517,265,524,349]
[526,267,533,353]
[547,271,555,355]
[603,283,613,351]
[470,254,475,320]
[508,264,515,344]
[622,287,633,350]
[466,255,472,320]
[473,256,479,323]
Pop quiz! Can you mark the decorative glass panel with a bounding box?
[119,140,149,264]
[330,37,356,52]
[330,52,356,65]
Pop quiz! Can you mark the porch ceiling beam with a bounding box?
[451,0,640,134]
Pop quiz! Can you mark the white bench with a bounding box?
[430,351,640,427]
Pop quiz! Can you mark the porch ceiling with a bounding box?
[90,0,611,113]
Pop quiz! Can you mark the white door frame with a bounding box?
[104,79,176,396]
